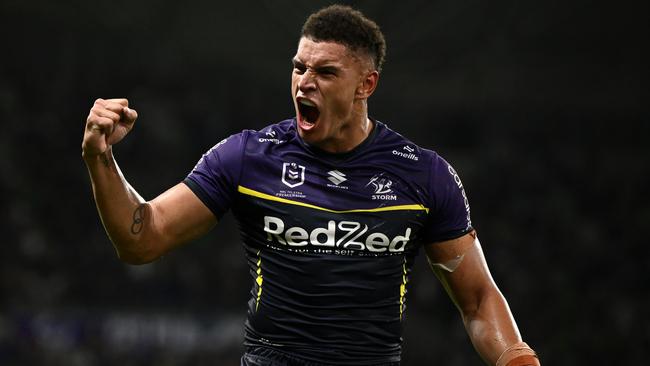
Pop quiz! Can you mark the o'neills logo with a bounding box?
[392,150,418,161]
[263,216,412,253]
[392,145,419,161]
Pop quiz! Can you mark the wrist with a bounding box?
[496,342,539,366]
[82,147,113,166]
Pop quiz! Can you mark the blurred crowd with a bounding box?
[1,1,646,364]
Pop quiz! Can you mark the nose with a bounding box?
[297,70,316,93]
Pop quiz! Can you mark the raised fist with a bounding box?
[82,98,138,156]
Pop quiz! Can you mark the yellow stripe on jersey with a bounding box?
[399,258,407,320]
[255,250,263,311]
[238,185,429,214]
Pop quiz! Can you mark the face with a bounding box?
[291,37,377,152]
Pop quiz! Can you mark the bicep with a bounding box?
[424,231,498,314]
[149,182,218,253]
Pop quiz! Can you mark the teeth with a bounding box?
[299,99,316,107]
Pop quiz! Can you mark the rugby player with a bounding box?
[82,5,539,365]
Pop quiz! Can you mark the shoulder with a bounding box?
[372,120,442,168]
[202,119,296,155]
[374,124,474,240]
[372,119,467,200]
[244,118,296,143]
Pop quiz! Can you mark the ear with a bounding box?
[355,70,380,99]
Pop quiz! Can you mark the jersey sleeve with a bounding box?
[183,132,246,220]
[422,154,474,243]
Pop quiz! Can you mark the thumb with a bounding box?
[122,106,138,124]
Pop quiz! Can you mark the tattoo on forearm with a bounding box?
[100,153,110,168]
[131,204,145,235]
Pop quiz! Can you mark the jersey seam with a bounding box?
[426,152,436,217]
[236,130,251,190]
[182,176,222,218]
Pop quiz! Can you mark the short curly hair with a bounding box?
[301,5,387,73]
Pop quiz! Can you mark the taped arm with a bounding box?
[424,231,535,365]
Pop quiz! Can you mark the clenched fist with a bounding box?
[82,98,138,157]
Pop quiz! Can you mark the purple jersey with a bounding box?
[184,119,472,364]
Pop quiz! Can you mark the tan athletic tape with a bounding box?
[428,254,466,273]
[504,355,540,366]
[427,231,476,273]
[496,342,539,366]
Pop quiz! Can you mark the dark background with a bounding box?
[1,0,647,365]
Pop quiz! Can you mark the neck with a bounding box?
[326,102,374,153]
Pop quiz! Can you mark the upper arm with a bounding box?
[424,231,498,316]
[120,133,243,264]
[149,131,245,251]
[146,182,218,257]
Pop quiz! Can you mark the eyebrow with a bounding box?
[291,58,341,74]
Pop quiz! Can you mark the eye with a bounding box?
[316,68,337,77]
[293,63,306,74]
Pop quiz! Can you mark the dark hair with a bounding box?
[301,5,386,73]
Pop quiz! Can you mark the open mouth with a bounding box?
[297,99,320,126]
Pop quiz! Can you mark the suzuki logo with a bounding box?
[282,162,305,188]
[327,170,347,185]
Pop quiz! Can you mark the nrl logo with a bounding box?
[282,162,305,188]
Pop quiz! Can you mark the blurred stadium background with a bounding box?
[0,0,647,364]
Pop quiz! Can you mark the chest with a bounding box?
[240,146,428,210]
[232,147,430,256]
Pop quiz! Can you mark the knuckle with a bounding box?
[97,117,114,127]
[87,112,101,125]
[90,104,104,115]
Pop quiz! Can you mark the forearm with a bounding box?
[427,236,538,365]
[462,287,522,365]
[84,148,158,264]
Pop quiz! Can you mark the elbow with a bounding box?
[460,284,503,323]
[113,240,161,265]
[117,251,158,265]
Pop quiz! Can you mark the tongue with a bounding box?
[302,105,319,124]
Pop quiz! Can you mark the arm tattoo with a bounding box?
[131,204,146,235]
[100,153,110,167]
